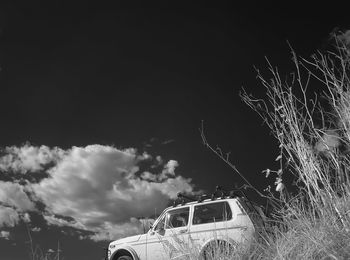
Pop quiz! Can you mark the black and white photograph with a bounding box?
[0,2,349,260]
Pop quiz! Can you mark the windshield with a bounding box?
[153,206,190,231]
[165,207,189,229]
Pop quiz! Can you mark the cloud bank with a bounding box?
[0,144,193,241]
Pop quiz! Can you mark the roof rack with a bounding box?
[217,186,266,222]
[173,185,249,207]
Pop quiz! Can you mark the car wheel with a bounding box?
[117,256,132,260]
[202,240,235,260]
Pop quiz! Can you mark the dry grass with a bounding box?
[243,195,350,259]
[240,30,350,260]
[26,227,62,260]
[192,30,350,260]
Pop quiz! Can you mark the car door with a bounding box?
[146,206,191,260]
[189,201,235,247]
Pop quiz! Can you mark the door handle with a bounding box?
[179,229,188,234]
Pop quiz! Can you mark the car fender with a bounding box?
[110,245,140,260]
[199,236,238,255]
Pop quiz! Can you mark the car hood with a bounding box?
[111,233,146,246]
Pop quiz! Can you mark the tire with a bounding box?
[117,256,132,260]
[202,240,235,260]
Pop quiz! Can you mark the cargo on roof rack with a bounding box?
[173,185,250,207]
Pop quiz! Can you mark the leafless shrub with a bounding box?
[199,30,350,259]
[241,30,350,218]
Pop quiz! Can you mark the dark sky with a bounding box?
[0,2,348,260]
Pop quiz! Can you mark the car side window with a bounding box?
[192,201,232,225]
[165,207,189,229]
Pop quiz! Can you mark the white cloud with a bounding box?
[164,160,179,176]
[0,144,193,241]
[0,206,19,227]
[159,159,179,180]
[23,212,31,223]
[0,231,10,240]
[140,171,158,181]
[0,181,34,227]
[140,152,152,160]
[0,181,35,211]
[0,144,65,174]
[31,227,41,232]
[43,214,86,231]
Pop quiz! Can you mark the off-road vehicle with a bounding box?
[105,186,266,260]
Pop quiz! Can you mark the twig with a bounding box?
[200,120,270,199]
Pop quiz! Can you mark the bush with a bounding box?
[238,30,350,259]
[199,30,350,259]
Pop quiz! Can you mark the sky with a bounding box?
[0,2,348,260]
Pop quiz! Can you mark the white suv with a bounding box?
[105,189,265,260]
